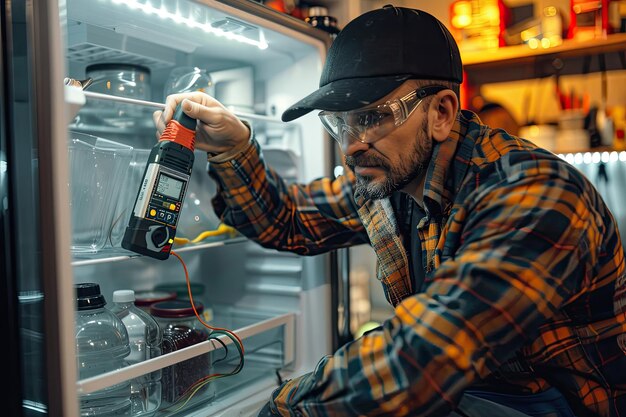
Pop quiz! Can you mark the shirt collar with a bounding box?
[422,109,482,217]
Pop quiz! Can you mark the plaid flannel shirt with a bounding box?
[208,110,626,416]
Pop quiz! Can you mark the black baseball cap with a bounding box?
[282,5,463,122]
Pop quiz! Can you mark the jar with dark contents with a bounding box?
[150,300,214,406]
[134,290,176,314]
[154,282,214,323]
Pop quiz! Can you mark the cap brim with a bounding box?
[281,74,413,122]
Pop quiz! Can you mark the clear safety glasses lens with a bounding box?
[319,85,447,146]
[319,108,396,144]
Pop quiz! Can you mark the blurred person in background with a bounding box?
[477,101,521,136]
[154,5,625,417]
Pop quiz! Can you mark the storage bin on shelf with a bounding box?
[68,132,133,253]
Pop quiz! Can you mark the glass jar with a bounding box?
[86,63,151,100]
[163,66,214,100]
[154,282,213,323]
[134,290,177,314]
[84,63,153,129]
[150,300,214,407]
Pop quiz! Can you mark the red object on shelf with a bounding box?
[264,0,287,13]
[498,0,511,47]
[568,0,611,40]
[448,0,509,51]
[290,7,305,19]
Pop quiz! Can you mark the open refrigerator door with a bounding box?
[7,0,336,416]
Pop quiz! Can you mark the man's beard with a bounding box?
[345,123,433,200]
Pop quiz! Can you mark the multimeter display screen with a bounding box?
[156,173,184,200]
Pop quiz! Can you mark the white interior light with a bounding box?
[592,152,601,163]
[559,151,626,165]
[111,0,269,50]
[574,153,584,164]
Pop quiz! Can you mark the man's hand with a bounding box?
[153,91,250,154]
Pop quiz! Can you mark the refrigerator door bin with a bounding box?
[76,310,294,415]
[67,132,133,254]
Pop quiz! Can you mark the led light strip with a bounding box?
[559,151,626,164]
[111,0,269,50]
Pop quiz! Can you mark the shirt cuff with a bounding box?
[207,120,253,164]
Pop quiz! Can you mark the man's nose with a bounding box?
[340,129,369,155]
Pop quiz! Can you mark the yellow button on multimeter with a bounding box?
[150,208,157,217]
[169,203,176,210]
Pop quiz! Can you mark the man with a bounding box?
[154,5,625,417]
[476,101,521,136]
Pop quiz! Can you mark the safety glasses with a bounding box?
[319,85,447,146]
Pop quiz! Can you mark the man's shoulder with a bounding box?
[469,128,581,182]
[463,140,593,200]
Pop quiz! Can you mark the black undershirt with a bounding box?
[390,192,426,294]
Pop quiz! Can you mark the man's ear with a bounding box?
[430,91,459,143]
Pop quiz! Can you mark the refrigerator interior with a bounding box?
[55,0,333,415]
[561,151,626,241]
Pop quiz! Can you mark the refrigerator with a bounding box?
[1,0,341,416]
[561,150,626,245]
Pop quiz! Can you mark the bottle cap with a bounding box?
[112,289,136,303]
[75,283,106,310]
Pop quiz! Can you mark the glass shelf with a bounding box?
[75,309,295,415]
[69,91,287,124]
[71,236,249,266]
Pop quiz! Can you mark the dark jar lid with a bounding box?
[75,282,106,310]
[150,300,204,318]
[134,290,177,307]
[154,282,205,298]
[85,63,151,75]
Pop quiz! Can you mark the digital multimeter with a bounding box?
[122,105,196,260]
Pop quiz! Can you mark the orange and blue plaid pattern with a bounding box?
[208,110,626,416]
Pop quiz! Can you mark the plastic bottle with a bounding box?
[111,290,163,416]
[74,283,131,417]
